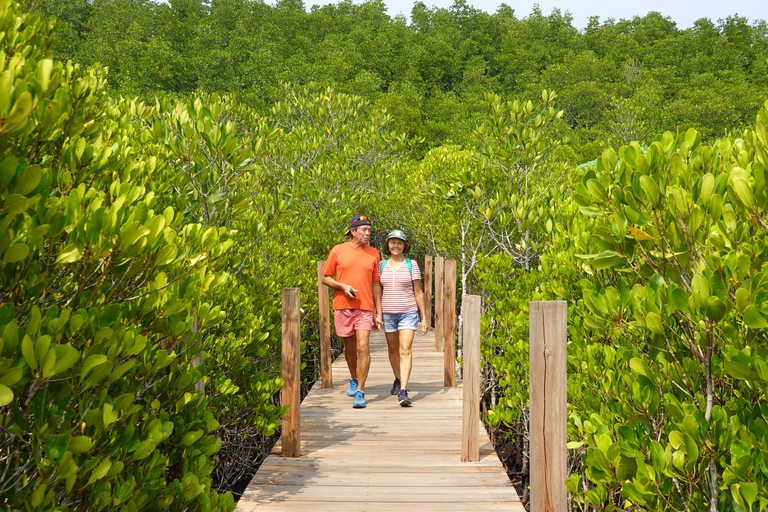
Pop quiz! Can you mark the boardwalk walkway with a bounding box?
[236,330,524,512]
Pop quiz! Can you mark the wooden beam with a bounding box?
[529,301,567,512]
[461,295,480,462]
[317,261,332,388]
[444,259,456,387]
[424,255,433,330]
[282,287,301,458]
[434,256,444,352]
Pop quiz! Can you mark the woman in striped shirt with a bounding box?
[380,230,428,406]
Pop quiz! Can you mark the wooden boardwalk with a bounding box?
[236,330,525,511]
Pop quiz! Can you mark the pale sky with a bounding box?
[313,0,768,29]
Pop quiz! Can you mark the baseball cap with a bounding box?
[345,214,372,235]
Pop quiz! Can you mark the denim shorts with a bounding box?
[383,311,420,333]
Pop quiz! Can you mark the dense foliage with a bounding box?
[477,104,768,509]
[35,0,768,159]
[0,0,408,508]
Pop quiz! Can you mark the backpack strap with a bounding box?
[380,258,414,278]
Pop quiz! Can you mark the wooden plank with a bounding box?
[443,259,456,387]
[281,288,301,457]
[424,255,433,330]
[461,295,480,462]
[238,328,523,511]
[237,500,519,512]
[242,486,518,501]
[530,301,568,512]
[434,256,444,352]
[317,261,332,388]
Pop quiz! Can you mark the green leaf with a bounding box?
[669,288,689,313]
[706,296,727,322]
[21,335,37,371]
[81,354,107,380]
[592,251,623,270]
[0,384,13,406]
[86,457,112,486]
[181,429,203,446]
[739,482,758,510]
[586,179,607,201]
[3,91,34,131]
[36,59,53,91]
[735,288,750,313]
[55,244,82,265]
[645,312,663,334]
[743,305,768,328]
[691,274,710,309]
[731,177,755,209]
[67,436,93,454]
[156,244,177,266]
[3,243,29,263]
[724,360,761,381]
[639,176,660,206]
[2,193,28,214]
[0,367,22,386]
[629,358,647,377]
[53,344,80,375]
[14,164,42,196]
[699,173,714,204]
[132,439,156,461]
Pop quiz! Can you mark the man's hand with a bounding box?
[375,313,383,331]
[342,284,358,299]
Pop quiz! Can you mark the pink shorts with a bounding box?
[334,309,374,337]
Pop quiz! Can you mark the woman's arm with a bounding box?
[413,278,429,335]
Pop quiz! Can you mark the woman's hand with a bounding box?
[421,319,429,335]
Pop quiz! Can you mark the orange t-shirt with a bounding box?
[323,242,380,312]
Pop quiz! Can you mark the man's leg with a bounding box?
[355,329,371,392]
[343,335,357,380]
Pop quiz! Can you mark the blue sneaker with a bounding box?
[347,379,358,397]
[352,390,366,408]
[398,389,412,407]
[390,377,401,395]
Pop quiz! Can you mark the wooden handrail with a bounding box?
[317,261,332,388]
[434,256,445,352]
[529,301,567,511]
[281,287,301,457]
[424,255,433,330]
[461,294,481,462]
[444,259,457,387]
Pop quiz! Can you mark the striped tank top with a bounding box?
[380,259,422,314]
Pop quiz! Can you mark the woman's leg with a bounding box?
[385,331,401,379]
[398,329,416,389]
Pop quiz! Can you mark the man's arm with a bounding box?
[322,274,357,299]
[373,280,383,329]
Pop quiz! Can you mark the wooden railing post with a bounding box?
[444,259,456,387]
[530,301,567,511]
[317,261,332,388]
[434,256,445,352]
[424,255,433,330]
[461,294,480,462]
[281,287,301,458]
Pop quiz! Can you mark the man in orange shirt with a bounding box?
[322,214,383,408]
